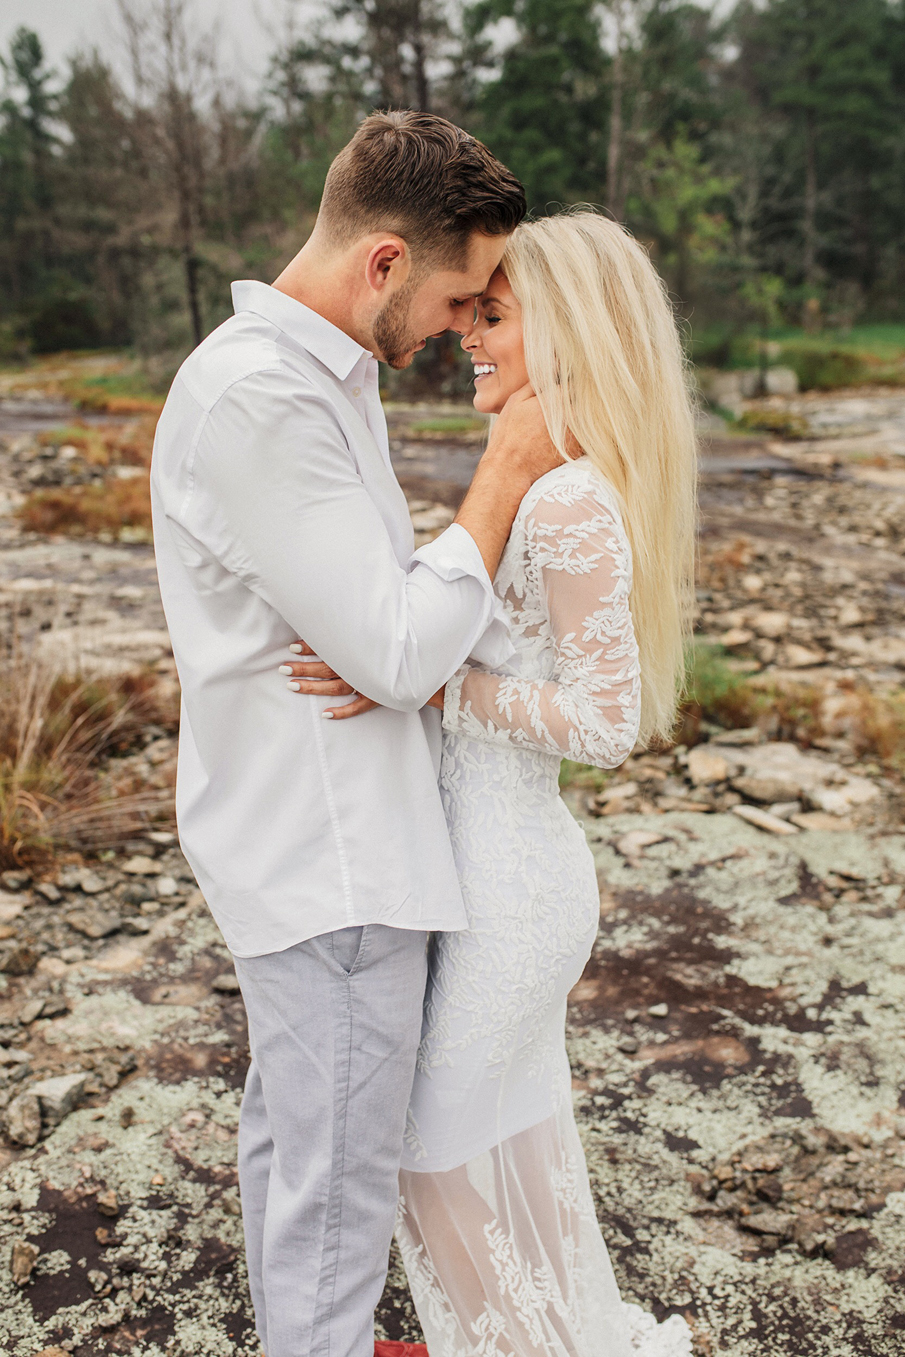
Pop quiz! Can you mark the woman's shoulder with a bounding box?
[521,455,624,526]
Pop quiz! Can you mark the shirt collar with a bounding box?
[231,280,371,382]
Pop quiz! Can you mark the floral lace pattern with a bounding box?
[395,460,691,1357]
[442,459,641,766]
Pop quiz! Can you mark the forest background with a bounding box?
[2,0,905,394]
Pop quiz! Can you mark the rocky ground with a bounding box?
[0,363,903,1355]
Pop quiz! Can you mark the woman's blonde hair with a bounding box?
[501,209,697,746]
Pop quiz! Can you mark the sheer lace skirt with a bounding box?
[397,741,693,1357]
[397,1090,692,1357]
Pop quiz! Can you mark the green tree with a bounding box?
[466,0,610,211]
[734,0,898,302]
[629,129,734,308]
[0,28,58,308]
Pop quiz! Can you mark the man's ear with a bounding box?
[364,236,411,294]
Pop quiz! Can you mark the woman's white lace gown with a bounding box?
[395,459,693,1357]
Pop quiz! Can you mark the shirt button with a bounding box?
[352,386,361,397]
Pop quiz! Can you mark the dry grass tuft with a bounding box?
[824,684,905,772]
[38,414,155,469]
[61,374,165,416]
[0,657,176,869]
[17,475,152,541]
[697,537,755,590]
[679,643,905,768]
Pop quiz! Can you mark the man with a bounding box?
[151,110,558,1357]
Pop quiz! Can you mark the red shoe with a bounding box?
[375,1343,428,1357]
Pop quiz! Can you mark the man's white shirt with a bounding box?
[151,280,511,956]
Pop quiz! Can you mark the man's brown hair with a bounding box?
[318,110,526,266]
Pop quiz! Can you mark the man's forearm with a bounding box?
[453,455,530,580]
[453,387,561,580]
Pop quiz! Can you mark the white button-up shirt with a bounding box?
[151,280,511,957]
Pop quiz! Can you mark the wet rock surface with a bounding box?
[0,379,903,1352]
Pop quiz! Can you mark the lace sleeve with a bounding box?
[442,477,641,768]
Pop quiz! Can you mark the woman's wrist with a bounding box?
[426,686,446,711]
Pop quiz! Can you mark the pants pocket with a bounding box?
[328,924,365,975]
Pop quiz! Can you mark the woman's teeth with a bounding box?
[473,363,497,381]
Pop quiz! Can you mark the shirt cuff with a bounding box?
[411,523,514,668]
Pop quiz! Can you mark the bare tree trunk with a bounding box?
[607,0,625,220]
[183,246,203,348]
[803,107,818,287]
[118,0,209,347]
[412,35,430,110]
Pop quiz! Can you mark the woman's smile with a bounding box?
[462,268,530,413]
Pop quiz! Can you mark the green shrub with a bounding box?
[28,299,101,354]
[736,409,810,438]
[788,347,867,390]
[559,760,611,791]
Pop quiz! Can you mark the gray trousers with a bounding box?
[233,924,428,1357]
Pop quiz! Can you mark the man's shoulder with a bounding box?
[172,313,341,423]
[173,312,288,415]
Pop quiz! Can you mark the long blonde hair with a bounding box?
[501,210,697,746]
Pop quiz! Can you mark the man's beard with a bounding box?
[372,281,421,370]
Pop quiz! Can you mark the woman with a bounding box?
[289,210,697,1356]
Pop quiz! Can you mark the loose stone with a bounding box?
[87,1267,109,1292]
[212,972,241,994]
[5,1092,41,1146]
[122,917,151,935]
[65,907,122,939]
[118,881,155,905]
[740,1210,796,1239]
[0,943,39,975]
[122,856,162,877]
[687,748,730,785]
[10,1239,39,1286]
[615,830,666,859]
[96,1188,119,1217]
[18,997,45,1025]
[1,870,30,891]
[78,871,107,895]
[31,1071,89,1126]
[731,804,800,835]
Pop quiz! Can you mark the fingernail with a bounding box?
[287,681,301,691]
[322,711,334,719]
[289,644,303,653]
[278,665,292,674]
